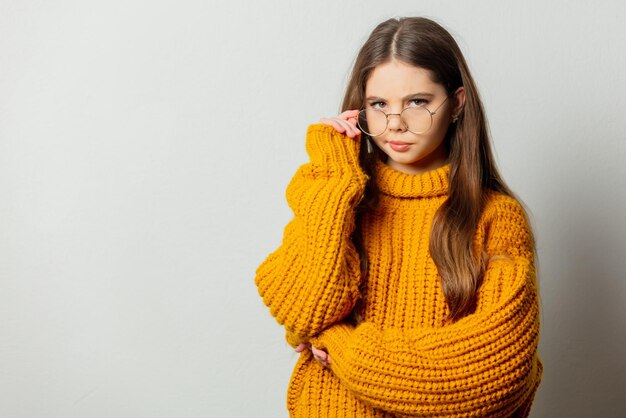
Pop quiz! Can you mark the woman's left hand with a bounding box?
[295,342,331,367]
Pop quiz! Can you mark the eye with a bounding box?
[369,101,385,109]
[409,98,429,106]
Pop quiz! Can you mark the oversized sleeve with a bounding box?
[254,123,368,348]
[310,198,543,417]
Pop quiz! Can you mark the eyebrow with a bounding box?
[365,92,435,101]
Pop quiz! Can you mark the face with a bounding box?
[363,59,464,174]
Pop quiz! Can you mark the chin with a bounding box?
[386,153,421,164]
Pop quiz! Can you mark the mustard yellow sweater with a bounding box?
[255,124,543,417]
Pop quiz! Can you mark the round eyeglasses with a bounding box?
[357,94,453,137]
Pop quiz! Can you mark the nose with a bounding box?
[387,113,407,132]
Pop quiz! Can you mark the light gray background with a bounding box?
[1,1,625,417]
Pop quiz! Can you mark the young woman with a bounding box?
[255,16,543,417]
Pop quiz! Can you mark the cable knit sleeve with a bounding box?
[255,123,368,348]
[310,197,543,417]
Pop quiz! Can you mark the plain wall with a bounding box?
[1,1,625,416]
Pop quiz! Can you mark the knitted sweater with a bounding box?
[255,123,543,417]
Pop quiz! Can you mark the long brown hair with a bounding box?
[342,17,536,322]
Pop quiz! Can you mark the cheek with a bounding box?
[431,118,452,140]
[371,137,386,149]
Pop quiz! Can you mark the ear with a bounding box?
[452,86,465,117]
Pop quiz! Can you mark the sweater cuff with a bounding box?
[305,123,364,177]
[309,322,356,359]
[285,329,306,348]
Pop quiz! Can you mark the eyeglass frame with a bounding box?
[357,93,455,137]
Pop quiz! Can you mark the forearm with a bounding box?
[255,124,368,340]
[311,256,542,416]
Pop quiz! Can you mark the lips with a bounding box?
[388,142,411,152]
[388,141,412,145]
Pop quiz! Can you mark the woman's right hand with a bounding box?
[319,110,361,139]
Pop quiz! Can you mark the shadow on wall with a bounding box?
[531,133,626,417]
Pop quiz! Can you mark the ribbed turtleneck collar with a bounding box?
[374,158,450,198]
